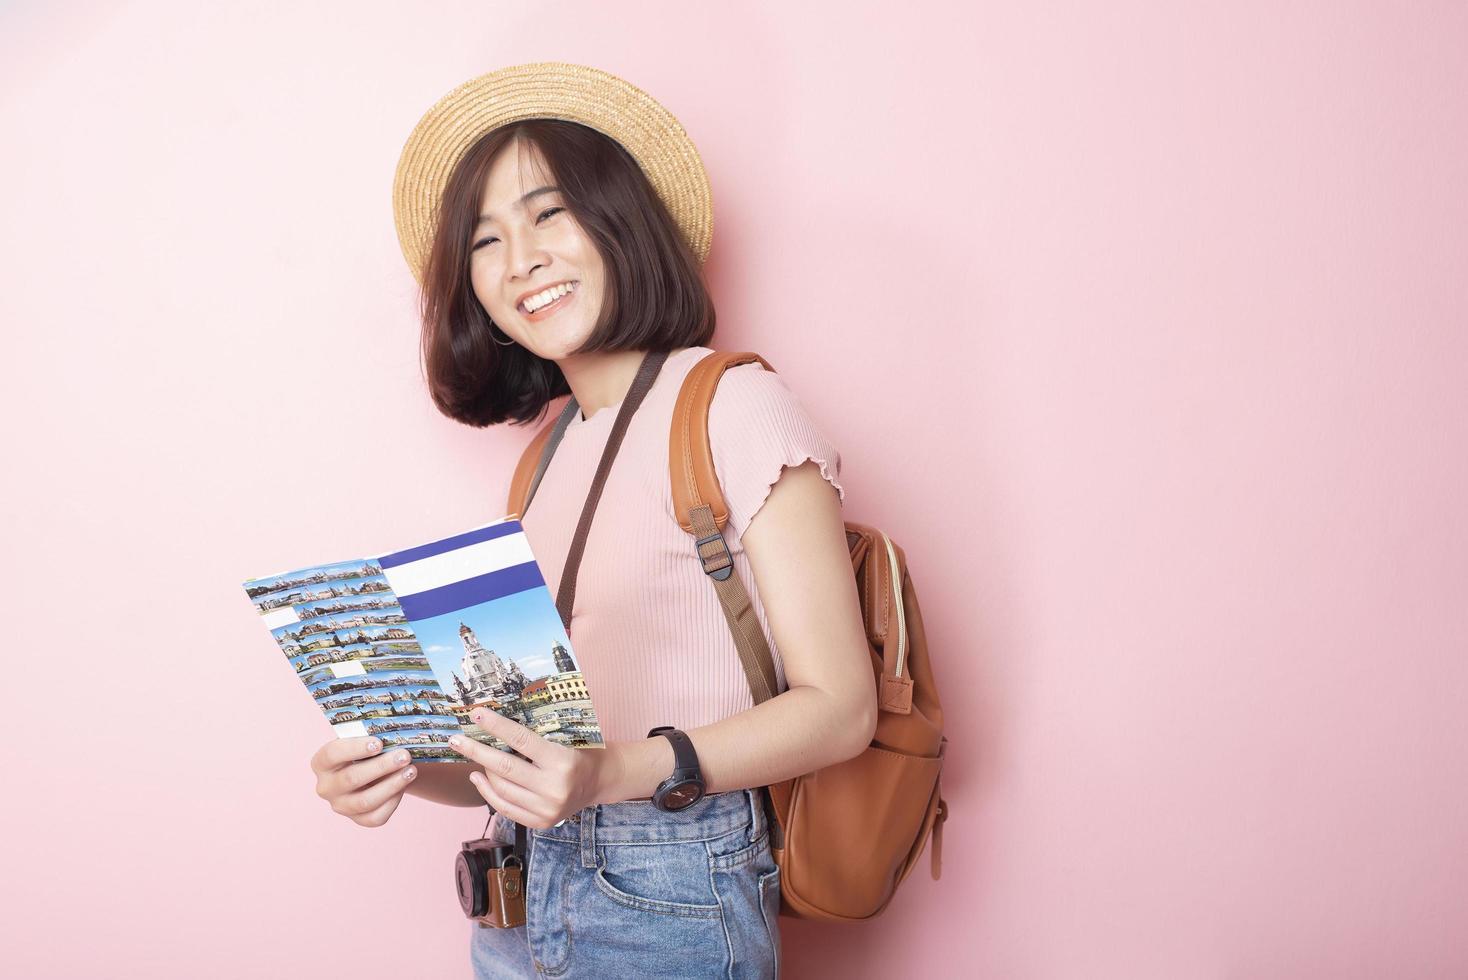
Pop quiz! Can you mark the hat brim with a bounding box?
[392,62,712,286]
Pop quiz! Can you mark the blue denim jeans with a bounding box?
[469,788,782,979]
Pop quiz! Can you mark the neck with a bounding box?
[557,348,656,421]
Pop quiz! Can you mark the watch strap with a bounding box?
[648,726,701,777]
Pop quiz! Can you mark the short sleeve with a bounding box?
[706,362,846,544]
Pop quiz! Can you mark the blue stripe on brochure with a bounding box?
[395,560,546,620]
[378,520,523,568]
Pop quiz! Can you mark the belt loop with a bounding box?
[746,788,764,841]
[579,804,597,869]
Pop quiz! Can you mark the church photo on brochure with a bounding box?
[242,517,604,761]
[411,587,601,749]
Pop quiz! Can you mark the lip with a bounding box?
[514,279,579,316]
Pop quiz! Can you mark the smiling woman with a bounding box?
[415,115,716,428]
[304,61,876,980]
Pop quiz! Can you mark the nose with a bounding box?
[506,229,550,282]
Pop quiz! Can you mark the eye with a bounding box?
[470,208,564,251]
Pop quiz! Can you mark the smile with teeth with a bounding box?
[520,280,579,315]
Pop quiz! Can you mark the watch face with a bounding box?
[662,781,704,810]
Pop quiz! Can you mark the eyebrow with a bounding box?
[475,186,561,227]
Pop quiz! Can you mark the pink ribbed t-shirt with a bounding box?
[515,345,846,745]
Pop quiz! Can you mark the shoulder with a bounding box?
[700,357,845,542]
[706,360,811,434]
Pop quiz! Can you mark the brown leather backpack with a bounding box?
[507,349,948,922]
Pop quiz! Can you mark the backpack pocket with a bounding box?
[778,745,943,920]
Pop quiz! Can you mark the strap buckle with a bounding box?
[694,530,734,581]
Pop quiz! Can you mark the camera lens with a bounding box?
[456,850,486,917]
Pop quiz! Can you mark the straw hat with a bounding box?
[392,61,713,286]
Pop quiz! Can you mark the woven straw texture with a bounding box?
[392,62,712,285]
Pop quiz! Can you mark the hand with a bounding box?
[448,709,619,829]
[309,735,417,828]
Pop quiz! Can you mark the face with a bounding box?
[468,138,608,362]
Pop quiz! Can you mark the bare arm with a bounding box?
[598,459,876,801]
[403,760,489,807]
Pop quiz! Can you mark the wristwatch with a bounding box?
[647,727,706,812]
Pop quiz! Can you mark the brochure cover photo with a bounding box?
[242,517,602,762]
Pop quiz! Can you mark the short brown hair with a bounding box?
[417,119,716,428]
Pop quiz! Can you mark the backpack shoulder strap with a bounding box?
[668,350,775,533]
[668,350,780,703]
[506,396,581,519]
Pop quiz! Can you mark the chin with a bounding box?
[521,338,578,364]
[532,324,597,359]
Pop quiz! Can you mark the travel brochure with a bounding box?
[242,517,602,762]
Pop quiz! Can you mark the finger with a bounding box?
[332,757,418,816]
[468,707,555,763]
[352,789,406,829]
[448,734,545,791]
[469,770,544,828]
[480,770,551,823]
[313,735,384,775]
[319,748,413,801]
[443,731,500,766]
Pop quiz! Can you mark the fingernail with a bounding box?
[402,767,416,780]
[367,740,381,753]
[471,711,483,721]
[396,753,410,765]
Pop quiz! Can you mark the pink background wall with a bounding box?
[4,2,1465,977]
